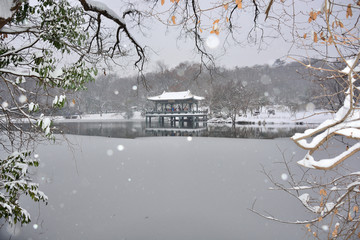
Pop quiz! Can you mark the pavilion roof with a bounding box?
[147,90,204,101]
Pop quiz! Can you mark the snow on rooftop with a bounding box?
[147,90,204,101]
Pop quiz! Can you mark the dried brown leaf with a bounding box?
[346,4,353,18]
[354,205,359,212]
[237,0,242,9]
[314,32,318,42]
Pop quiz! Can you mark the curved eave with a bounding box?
[194,96,205,101]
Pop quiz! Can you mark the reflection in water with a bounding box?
[54,121,147,138]
[53,121,312,139]
[145,120,207,137]
[205,124,309,139]
[0,136,309,240]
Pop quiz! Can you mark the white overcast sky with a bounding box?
[98,0,325,75]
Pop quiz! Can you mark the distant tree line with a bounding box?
[51,59,344,119]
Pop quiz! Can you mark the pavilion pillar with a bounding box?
[147,117,151,127]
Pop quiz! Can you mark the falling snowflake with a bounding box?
[281,173,288,181]
[306,102,316,112]
[321,225,329,232]
[260,75,272,85]
[117,145,124,151]
[187,136,192,141]
[106,149,114,156]
[206,35,220,49]
[1,101,9,108]
[132,85,137,91]
[33,224,38,230]
[18,95,27,103]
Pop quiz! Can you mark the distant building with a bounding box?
[145,90,208,127]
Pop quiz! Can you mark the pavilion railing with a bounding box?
[145,110,208,115]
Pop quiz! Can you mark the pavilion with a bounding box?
[145,90,208,126]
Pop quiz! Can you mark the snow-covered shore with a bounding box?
[52,111,144,122]
[208,110,333,125]
[52,109,332,126]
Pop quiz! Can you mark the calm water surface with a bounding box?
[52,121,311,139]
[0,122,316,239]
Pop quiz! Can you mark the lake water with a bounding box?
[52,121,310,139]
[0,123,318,239]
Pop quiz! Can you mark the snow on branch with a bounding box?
[292,53,360,170]
[80,0,125,24]
[341,56,360,75]
[298,193,336,214]
[78,0,146,71]
[297,143,360,170]
[0,25,40,34]
[293,118,360,150]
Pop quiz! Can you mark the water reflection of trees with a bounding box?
[206,125,310,139]
[144,121,311,139]
[50,122,310,139]
[54,122,146,139]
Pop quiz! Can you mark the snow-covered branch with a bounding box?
[292,52,360,170]
[78,0,146,71]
